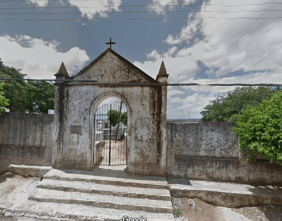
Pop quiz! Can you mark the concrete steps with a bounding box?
[8,202,174,221]
[29,188,172,213]
[44,168,169,189]
[7,167,174,220]
[37,179,171,201]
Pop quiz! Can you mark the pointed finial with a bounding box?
[156,61,169,82]
[55,62,70,79]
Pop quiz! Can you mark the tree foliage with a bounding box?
[0,65,55,114]
[107,109,119,127]
[0,82,9,115]
[200,86,282,122]
[231,91,282,165]
[25,81,55,114]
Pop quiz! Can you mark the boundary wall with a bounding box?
[167,122,282,186]
[0,112,54,173]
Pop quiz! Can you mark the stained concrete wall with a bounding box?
[52,49,168,176]
[0,113,54,168]
[167,122,282,186]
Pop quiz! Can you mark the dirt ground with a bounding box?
[172,197,282,221]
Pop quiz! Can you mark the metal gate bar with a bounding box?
[94,103,127,166]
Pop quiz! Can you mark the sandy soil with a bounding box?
[173,197,225,221]
[172,197,282,221]
[231,205,282,221]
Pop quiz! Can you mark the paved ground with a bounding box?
[1,172,282,221]
[99,140,126,165]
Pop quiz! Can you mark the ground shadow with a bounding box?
[57,166,167,182]
[167,178,192,186]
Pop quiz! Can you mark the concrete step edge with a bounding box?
[28,196,173,214]
[37,183,171,201]
[44,175,169,189]
[7,202,174,221]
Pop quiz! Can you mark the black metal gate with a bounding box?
[94,103,127,166]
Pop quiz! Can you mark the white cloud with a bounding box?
[139,0,282,118]
[26,0,122,19]
[134,48,198,82]
[0,35,89,79]
[26,0,49,7]
[173,0,282,77]
[168,89,185,97]
[147,0,179,15]
[148,0,197,14]
[69,0,122,19]
[165,14,202,45]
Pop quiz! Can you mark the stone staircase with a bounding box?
[7,166,174,221]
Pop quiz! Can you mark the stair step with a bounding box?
[29,188,173,214]
[9,201,174,221]
[38,179,171,201]
[44,169,169,189]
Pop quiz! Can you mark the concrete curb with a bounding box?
[169,180,282,208]
[0,164,51,178]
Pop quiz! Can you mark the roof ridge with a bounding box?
[72,48,157,83]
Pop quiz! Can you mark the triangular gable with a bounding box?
[72,48,157,83]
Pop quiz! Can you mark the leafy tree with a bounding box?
[0,82,9,115]
[25,81,55,114]
[0,66,27,112]
[200,86,282,122]
[107,109,119,126]
[120,112,127,125]
[231,91,282,165]
[0,64,55,114]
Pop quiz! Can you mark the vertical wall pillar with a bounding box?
[156,61,169,176]
[52,62,70,168]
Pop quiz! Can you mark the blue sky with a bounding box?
[1,0,282,119]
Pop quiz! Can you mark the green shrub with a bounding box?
[173,207,180,217]
[231,91,282,165]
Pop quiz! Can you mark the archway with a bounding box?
[53,48,168,176]
[89,92,131,168]
[94,98,128,166]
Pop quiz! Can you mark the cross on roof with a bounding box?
[106,38,116,49]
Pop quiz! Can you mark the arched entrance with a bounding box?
[94,102,127,166]
[53,48,168,176]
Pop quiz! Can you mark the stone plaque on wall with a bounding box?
[70,125,82,135]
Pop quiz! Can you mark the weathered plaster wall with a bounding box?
[52,50,167,176]
[167,122,282,185]
[0,113,54,167]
